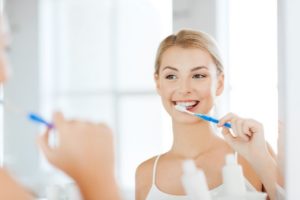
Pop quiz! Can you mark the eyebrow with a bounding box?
[162,66,178,71]
[191,66,208,71]
[162,66,208,72]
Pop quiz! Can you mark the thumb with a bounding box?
[53,112,65,130]
[37,129,56,164]
[222,128,237,147]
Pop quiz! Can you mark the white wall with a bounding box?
[173,0,217,34]
[173,0,230,117]
[278,0,300,198]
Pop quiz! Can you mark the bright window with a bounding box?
[228,0,278,149]
[39,0,172,198]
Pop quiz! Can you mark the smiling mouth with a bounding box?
[173,100,200,111]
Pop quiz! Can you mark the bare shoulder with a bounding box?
[238,154,263,191]
[136,156,157,183]
[135,155,158,200]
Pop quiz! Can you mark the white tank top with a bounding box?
[145,155,257,200]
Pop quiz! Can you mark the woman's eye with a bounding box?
[193,74,206,79]
[165,74,177,80]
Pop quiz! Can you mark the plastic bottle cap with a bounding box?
[225,154,236,165]
[182,160,197,173]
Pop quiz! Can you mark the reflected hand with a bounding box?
[37,112,115,180]
[38,112,120,200]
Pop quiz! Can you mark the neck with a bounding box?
[170,120,220,159]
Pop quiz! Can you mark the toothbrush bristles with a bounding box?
[175,105,186,112]
[174,105,194,115]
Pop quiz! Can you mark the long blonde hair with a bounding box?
[154,29,223,75]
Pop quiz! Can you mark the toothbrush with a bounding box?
[27,113,54,128]
[175,105,231,128]
[0,99,54,129]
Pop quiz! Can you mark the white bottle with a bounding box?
[217,154,267,200]
[45,184,62,200]
[222,154,246,196]
[181,160,211,200]
[64,182,83,200]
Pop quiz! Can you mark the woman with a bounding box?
[135,29,277,200]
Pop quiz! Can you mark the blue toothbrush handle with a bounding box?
[196,114,232,128]
[223,122,232,128]
[28,113,54,129]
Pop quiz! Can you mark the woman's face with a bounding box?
[155,46,224,124]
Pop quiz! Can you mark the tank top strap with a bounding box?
[152,155,161,185]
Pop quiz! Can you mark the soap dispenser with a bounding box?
[181,160,211,200]
[222,154,246,196]
[217,154,267,200]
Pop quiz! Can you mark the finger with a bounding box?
[223,115,248,142]
[235,118,243,135]
[221,128,237,147]
[53,112,65,130]
[218,112,237,127]
[245,119,264,140]
[237,133,250,142]
[241,119,253,137]
[236,119,250,141]
[231,117,239,137]
[37,129,55,164]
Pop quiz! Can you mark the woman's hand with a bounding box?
[218,113,269,163]
[218,113,278,200]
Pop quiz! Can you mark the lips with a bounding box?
[174,100,200,111]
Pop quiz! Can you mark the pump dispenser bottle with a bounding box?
[217,154,267,200]
[222,154,246,196]
[181,160,211,200]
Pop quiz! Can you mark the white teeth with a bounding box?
[176,101,197,107]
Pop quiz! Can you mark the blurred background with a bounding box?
[0,0,292,199]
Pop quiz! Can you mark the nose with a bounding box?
[178,78,192,95]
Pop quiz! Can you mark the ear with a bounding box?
[154,73,161,96]
[216,73,224,96]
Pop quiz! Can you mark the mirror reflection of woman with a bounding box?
[135,29,278,200]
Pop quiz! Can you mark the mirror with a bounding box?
[2,0,284,199]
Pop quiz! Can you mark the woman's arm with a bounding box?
[218,113,277,200]
[0,169,34,200]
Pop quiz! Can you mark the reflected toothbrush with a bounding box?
[175,105,231,128]
[27,113,54,128]
[0,99,54,129]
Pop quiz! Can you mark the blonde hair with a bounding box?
[154,29,223,75]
